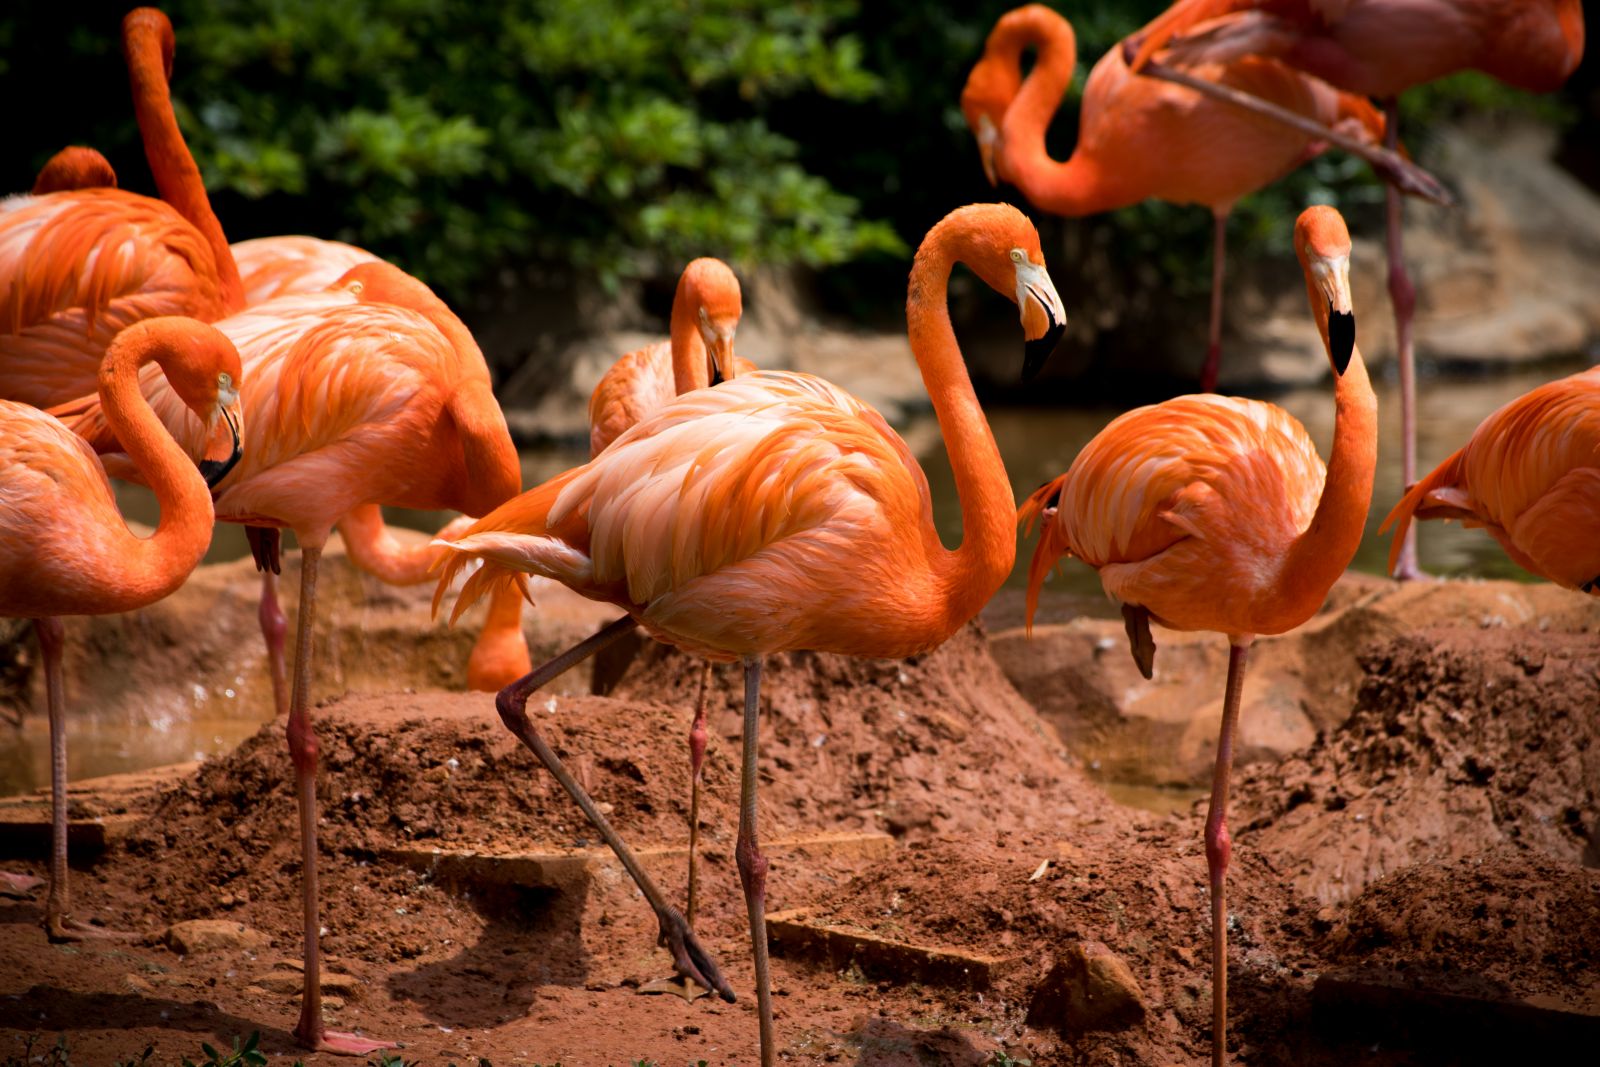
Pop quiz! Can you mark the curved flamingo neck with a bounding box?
[1281,277,1377,601]
[668,274,711,395]
[906,229,1017,631]
[97,328,216,610]
[123,12,244,312]
[996,11,1117,215]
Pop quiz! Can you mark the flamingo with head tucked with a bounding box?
[1018,205,1375,1067]
[962,4,1393,392]
[432,203,1067,1065]
[1127,0,1584,577]
[1,317,242,940]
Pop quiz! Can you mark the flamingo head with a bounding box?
[32,147,118,195]
[123,317,244,488]
[683,257,743,385]
[960,57,1017,188]
[936,203,1067,381]
[1295,206,1355,375]
[123,8,177,83]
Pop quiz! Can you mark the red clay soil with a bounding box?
[1,620,1596,1065]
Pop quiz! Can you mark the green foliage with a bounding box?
[0,0,1584,314]
[182,1032,267,1067]
[986,1052,1033,1067]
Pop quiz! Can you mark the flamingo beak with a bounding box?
[199,405,242,489]
[1017,260,1068,381]
[1313,254,1355,375]
[700,319,738,386]
[975,113,1000,187]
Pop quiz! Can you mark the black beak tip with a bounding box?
[1328,310,1355,376]
[200,410,242,490]
[1023,322,1067,383]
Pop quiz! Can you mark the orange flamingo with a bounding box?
[0,317,242,940]
[1382,366,1600,591]
[231,236,382,306]
[0,10,245,413]
[1017,206,1375,1067]
[1128,0,1584,577]
[431,204,1067,1065]
[57,261,519,1052]
[961,4,1389,391]
[29,147,119,195]
[588,256,751,942]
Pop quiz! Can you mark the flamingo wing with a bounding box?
[0,190,231,407]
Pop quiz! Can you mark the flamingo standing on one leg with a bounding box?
[588,257,751,946]
[1127,0,1584,577]
[431,204,1067,1065]
[1382,366,1600,591]
[0,317,242,940]
[1017,206,1375,1067]
[961,4,1394,392]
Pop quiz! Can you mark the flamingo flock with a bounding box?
[0,3,1589,1065]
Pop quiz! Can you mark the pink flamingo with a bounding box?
[1128,0,1585,576]
[1,317,242,939]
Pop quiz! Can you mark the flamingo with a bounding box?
[55,260,519,1052]
[231,236,382,307]
[0,9,245,415]
[1127,0,1585,577]
[962,4,1392,392]
[0,317,242,939]
[29,147,120,195]
[1017,205,1375,1067]
[430,203,1066,1064]
[587,256,752,944]
[1382,366,1600,591]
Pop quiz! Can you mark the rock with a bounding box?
[992,575,1600,788]
[165,919,270,955]
[1027,940,1147,1034]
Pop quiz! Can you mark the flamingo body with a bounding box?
[1134,0,1584,98]
[0,190,236,408]
[588,342,759,458]
[232,236,381,306]
[1383,367,1600,591]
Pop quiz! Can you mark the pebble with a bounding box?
[164,919,270,955]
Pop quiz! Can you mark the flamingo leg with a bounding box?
[494,616,735,1003]
[1129,51,1452,207]
[687,659,712,925]
[246,527,289,719]
[1383,97,1424,581]
[736,656,776,1067]
[35,618,134,942]
[1205,637,1252,1067]
[1200,209,1228,393]
[286,543,393,1055]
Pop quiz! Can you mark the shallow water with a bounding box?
[4,359,1587,808]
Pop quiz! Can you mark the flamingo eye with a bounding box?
[218,372,233,390]
[1010,249,1025,263]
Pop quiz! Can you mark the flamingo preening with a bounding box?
[432,204,1066,1065]
[1018,205,1375,1067]
[962,3,1389,392]
[1383,366,1600,591]
[1128,0,1584,576]
[0,317,242,940]
[588,256,753,948]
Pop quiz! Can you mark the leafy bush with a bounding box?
[0,0,1578,313]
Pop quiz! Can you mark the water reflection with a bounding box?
[12,360,1583,808]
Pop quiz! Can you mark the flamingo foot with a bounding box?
[294,1027,397,1057]
[638,972,712,1002]
[0,872,43,899]
[46,913,142,944]
[655,904,736,1004]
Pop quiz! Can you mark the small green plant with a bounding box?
[182,1032,266,1067]
[113,1046,156,1067]
[987,1052,1032,1067]
[367,1054,419,1067]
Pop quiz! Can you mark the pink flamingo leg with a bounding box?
[1383,98,1424,581]
[36,618,135,942]
[493,616,735,1001]
[686,660,712,925]
[1205,637,1252,1067]
[246,527,289,719]
[735,657,776,1067]
[1200,209,1229,393]
[285,543,393,1055]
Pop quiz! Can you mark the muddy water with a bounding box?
[4,360,1586,807]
